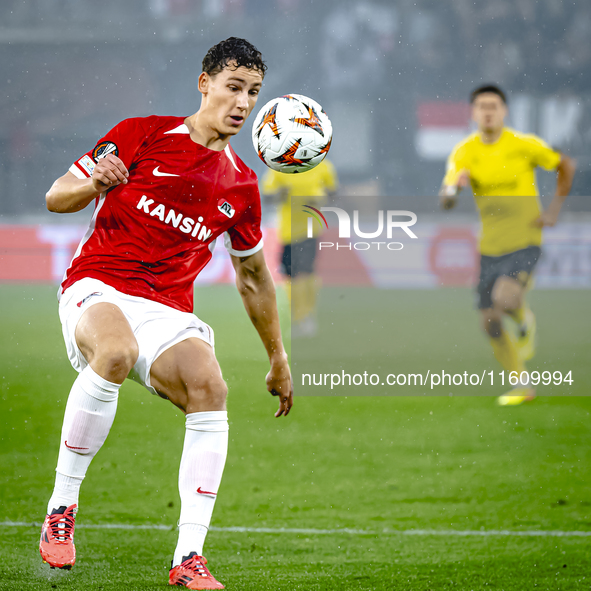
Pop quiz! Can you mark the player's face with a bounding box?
[472,93,507,133]
[200,64,263,136]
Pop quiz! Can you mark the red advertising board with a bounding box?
[0,225,282,285]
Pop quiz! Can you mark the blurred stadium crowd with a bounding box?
[1,0,590,217]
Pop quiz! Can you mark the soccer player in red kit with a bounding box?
[39,38,292,589]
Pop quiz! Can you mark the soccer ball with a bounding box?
[252,94,332,173]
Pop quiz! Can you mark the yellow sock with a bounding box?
[508,305,526,325]
[490,329,525,374]
[291,277,308,323]
[301,274,319,319]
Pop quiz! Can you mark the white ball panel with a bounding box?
[252,94,332,174]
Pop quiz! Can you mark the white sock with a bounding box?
[173,410,229,566]
[47,366,120,514]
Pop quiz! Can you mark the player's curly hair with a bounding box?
[470,84,507,104]
[202,37,267,78]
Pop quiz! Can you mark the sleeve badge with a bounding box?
[92,141,119,162]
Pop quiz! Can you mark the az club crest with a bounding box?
[217,200,235,218]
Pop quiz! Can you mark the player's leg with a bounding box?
[478,255,525,371]
[491,275,524,314]
[487,277,535,405]
[480,305,534,406]
[42,301,138,569]
[480,304,523,375]
[281,242,292,306]
[478,256,522,374]
[292,239,318,337]
[477,257,533,406]
[508,302,536,360]
[300,238,319,322]
[75,302,140,383]
[52,302,139,499]
[493,274,537,361]
[499,246,541,360]
[290,242,308,325]
[507,297,538,364]
[150,338,227,589]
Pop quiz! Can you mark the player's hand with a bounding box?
[440,194,457,210]
[266,355,293,417]
[92,155,129,193]
[533,210,559,228]
[456,169,470,188]
[439,170,468,209]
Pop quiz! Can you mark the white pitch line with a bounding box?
[1,522,590,537]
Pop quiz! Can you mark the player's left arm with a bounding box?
[535,153,576,227]
[231,249,293,417]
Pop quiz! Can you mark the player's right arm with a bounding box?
[439,170,470,209]
[439,145,469,209]
[46,154,129,213]
[46,117,151,214]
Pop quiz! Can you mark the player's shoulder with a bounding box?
[111,115,185,136]
[141,115,188,135]
[449,132,479,158]
[225,144,259,183]
[503,127,551,149]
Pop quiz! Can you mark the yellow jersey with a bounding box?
[443,127,561,256]
[261,159,338,244]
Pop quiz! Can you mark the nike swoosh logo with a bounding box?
[196,487,217,496]
[64,440,89,451]
[153,166,180,177]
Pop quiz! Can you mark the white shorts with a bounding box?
[59,278,215,396]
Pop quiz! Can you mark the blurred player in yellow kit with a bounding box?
[262,159,338,336]
[439,85,576,405]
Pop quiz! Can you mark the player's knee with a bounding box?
[482,316,502,338]
[187,374,227,409]
[99,340,139,380]
[492,293,520,313]
[492,281,523,312]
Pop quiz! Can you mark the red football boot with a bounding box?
[169,553,225,589]
[39,504,77,569]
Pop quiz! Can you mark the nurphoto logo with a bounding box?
[303,205,418,251]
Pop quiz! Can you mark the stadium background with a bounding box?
[1,1,590,590]
[1,0,590,286]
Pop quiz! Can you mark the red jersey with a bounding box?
[62,116,263,313]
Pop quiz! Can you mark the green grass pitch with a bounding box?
[1,284,590,590]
